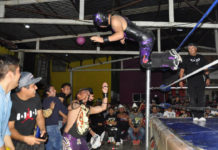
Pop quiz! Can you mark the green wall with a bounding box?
[50,57,111,102]
[0,46,14,55]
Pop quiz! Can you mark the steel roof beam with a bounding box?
[1,18,218,29]
[0,0,61,6]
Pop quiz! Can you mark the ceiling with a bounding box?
[0,0,218,64]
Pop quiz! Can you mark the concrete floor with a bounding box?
[100,141,146,150]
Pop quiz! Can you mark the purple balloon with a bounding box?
[76,36,86,45]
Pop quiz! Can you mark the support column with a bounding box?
[169,0,174,22]
[36,39,40,50]
[157,28,161,52]
[215,29,218,53]
[79,0,85,20]
[70,70,73,102]
[0,4,5,18]
[18,52,24,71]
[215,7,218,53]
[145,67,151,150]
[97,34,100,52]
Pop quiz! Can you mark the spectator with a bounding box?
[204,107,213,118]
[179,108,188,118]
[0,55,20,150]
[105,107,121,145]
[9,72,46,150]
[117,104,129,141]
[57,83,71,107]
[163,107,176,118]
[173,96,180,105]
[56,93,68,133]
[150,106,163,118]
[128,103,145,145]
[43,85,67,150]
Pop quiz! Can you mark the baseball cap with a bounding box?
[132,103,138,108]
[118,104,124,108]
[18,72,42,89]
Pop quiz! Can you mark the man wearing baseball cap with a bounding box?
[8,72,46,150]
[128,103,144,145]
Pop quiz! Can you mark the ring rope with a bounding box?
[176,0,218,51]
[156,103,218,112]
[159,60,218,90]
[151,86,218,90]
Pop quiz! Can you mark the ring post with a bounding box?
[145,67,151,150]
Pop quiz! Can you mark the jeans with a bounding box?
[128,127,145,140]
[46,125,62,150]
[58,120,63,130]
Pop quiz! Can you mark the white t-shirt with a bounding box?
[163,111,176,118]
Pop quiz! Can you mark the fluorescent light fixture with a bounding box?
[176,28,183,32]
[25,24,30,29]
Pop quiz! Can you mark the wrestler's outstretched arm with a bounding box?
[89,82,108,115]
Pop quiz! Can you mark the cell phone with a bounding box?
[39,133,48,140]
[35,126,48,139]
[35,126,41,138]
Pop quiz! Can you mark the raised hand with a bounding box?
[102,82,108,94]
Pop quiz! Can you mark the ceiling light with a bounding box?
[25,24,30,29]
[176,28,183,32]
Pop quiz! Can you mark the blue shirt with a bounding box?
[0,85,12,147]
[43,96,66,126]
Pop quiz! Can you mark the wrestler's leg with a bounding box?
[139,37,154,68]
[150,49,182,70]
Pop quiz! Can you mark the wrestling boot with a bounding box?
[150,49,182,70]
[140,47,152,68]
[169,49,182,70]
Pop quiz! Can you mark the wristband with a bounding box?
[103,93,108,98]
[205,74,210,79]
[103,36,110,43]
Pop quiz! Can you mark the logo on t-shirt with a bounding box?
[190,57,200,65]
[16,108,37,123]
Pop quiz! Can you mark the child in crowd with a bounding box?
[105,107,121,145]
[163,107,176,118]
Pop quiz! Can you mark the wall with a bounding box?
[119,58,163,105]
[50,57,111,102]
[0,46,14,55]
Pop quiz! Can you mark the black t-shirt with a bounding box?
[116,112,129,130]
[180,54,207,85]
[105,114,118,128]
[9,93,42,135]
[56,92,69,107]
[89,112,105,128]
